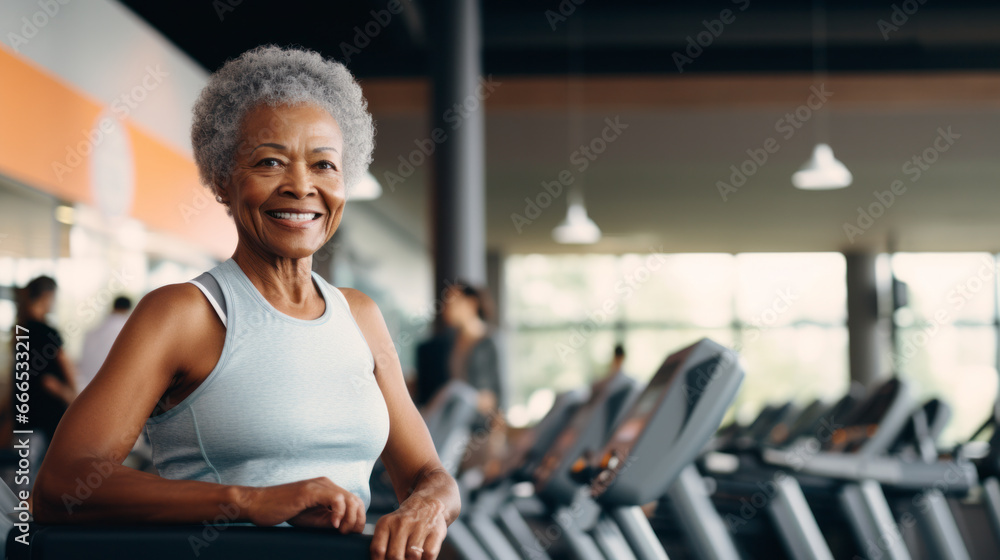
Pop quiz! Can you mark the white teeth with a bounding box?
[269,212,317,221]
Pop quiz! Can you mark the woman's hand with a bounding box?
[243,476,366,534]
[371,494,448,560]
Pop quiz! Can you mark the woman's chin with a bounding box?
[265,245,325,261]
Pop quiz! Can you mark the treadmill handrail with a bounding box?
[762,448,978,490]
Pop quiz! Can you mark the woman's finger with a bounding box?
[370,521,389,560]
[351,498,367,533]
[384,516,413,560]
[340,500,357,534]
[404,521,431,560]
[421,526,445,560]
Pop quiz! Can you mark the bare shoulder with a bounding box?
[336,287,394,361]
[135,282,216,321]
[337,287,383,324]
[89,281,224,390]
[126,282,222,344]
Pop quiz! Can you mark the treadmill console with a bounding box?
[822,378,912,455]
[532,372,640,503]
[584,338,745,507]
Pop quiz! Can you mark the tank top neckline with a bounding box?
[223,258,332,326]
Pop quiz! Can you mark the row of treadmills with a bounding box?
[404,338,1000,560]
[4,337,1000,559]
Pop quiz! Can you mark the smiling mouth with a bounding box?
[265,211,321,222]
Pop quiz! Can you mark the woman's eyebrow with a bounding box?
[312,146,339,153]
[249,143,286,156]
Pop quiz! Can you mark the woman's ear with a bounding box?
[214,183,229,206]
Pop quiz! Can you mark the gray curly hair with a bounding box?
[191,45,375,198]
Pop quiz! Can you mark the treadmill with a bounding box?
[507,338,745,560]
[459,388,589,560]
[949,397,1000,558]
[493,369,642,560]
[685,393,864,560]
[763,379,978,560]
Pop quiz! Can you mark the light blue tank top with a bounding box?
[145,258,390,509]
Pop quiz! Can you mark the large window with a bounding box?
[504,252,849,427]
[891,253,999,445]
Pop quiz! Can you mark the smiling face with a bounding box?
[221,102,346,261]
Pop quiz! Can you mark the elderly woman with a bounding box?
[34,46,459,560]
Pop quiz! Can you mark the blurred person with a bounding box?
[417,281,503,417]
[11,276,78,434]
[442,282,503,417]
[417,281,506,478]
[607,343,626,377]
[6,276,78,469]
[76,296,132,391]
[591,344,627,396]
[34,45,458,560]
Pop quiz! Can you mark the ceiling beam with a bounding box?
[362,72,1000,114]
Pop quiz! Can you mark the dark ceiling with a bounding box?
[113,0,1000,256]
[119,0,1000,77]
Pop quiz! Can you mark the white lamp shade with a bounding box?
[552,199,601,244]
[792,143,852,190]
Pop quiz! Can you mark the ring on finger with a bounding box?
[410,545,424,554]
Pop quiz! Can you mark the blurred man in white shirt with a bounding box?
[77,296,132,391]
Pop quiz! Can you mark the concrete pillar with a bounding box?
[427,0,487,330]
[845,253,888,387]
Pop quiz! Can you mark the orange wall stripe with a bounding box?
[0,47,235,259]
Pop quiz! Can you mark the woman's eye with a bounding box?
[316,160,338,170]
[256,158,282,167]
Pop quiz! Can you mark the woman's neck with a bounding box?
[231,243,317,307]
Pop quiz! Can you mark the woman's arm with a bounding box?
[33,284,363,529]
[342,289,460,560]
[34,284,244,523]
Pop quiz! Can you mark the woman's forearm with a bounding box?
[404,467,461,524]
[34,456,249,524]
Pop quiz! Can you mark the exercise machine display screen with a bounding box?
[533,381,621,489]
[823,378,902,453]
